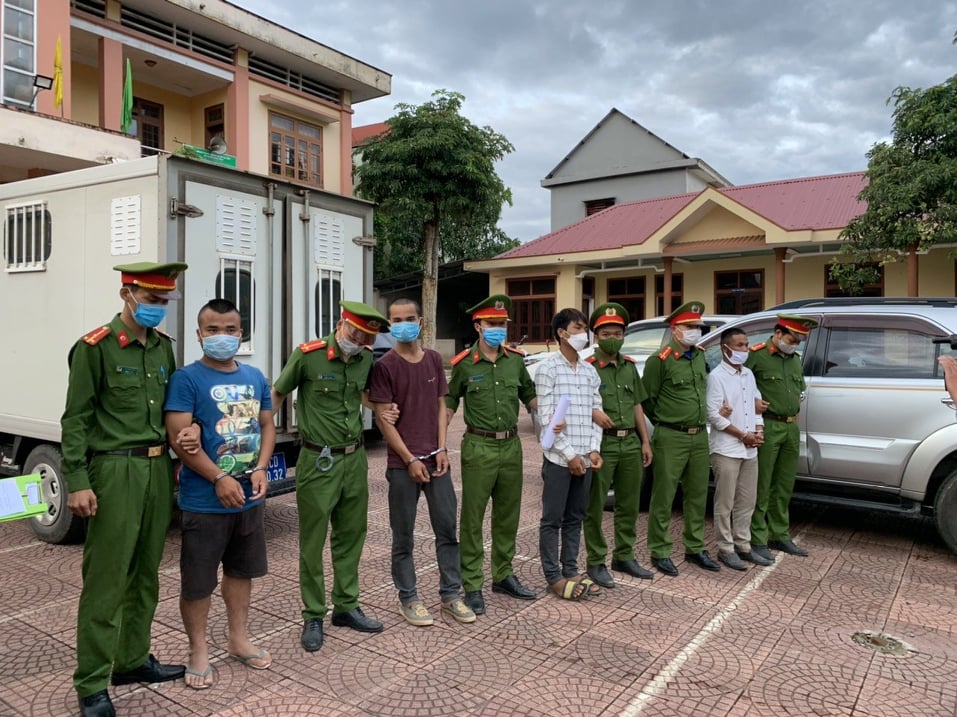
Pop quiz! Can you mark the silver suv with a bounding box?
[697,298,957,554]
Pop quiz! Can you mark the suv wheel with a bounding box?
[934,470,957,554]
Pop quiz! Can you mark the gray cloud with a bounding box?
[235,0,957,242]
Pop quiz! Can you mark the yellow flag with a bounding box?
[53,36,63,110]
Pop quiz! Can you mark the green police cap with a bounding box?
[114,261,188,299]
[776,314,818,335]
[467,294,511,321]
[667,300,705,327]
[340,300,390,334]
[590,302,629,331]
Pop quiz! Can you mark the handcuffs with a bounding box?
[315,445,335,473]
[408,447,447,467]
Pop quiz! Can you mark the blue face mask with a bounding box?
[131,298,168,329]
[390,321,421,343]
[202,334,241,361]
[482,327,507,348]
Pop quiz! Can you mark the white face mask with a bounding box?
[776,338,798,355]
[725,347,749,365]
[677,327,701,346]
[566,331,590,352]
[338,335,364,356]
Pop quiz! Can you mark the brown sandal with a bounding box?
[550,577,587,600]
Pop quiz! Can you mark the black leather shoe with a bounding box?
[301,617,324,651]
[769,539,809,557]
[586,564,615,588]
[78,690,115,717]
[685,551,721,572]
[652,557,678,577]
[465,590,485,615]
[718,551,748,571]
[110,654,185,685]
[331,607,384,633]
[491,574,537,600]
[751,545,774,561]
[737,549,774,566]
[611,558,654,580]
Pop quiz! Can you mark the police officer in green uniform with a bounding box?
[642,301,721,577]
[63,262,193,717]
[583,303,655,588]
[272,301,390,652]
[745,314,818,559]
[446,295,538,615]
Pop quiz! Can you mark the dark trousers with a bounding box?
[386,467,462,602]
[539,458,592,585]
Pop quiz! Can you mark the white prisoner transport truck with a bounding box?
[0,154,377,544]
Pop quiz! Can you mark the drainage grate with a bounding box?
[851,631,913,656]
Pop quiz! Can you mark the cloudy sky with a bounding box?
[235,0,956,243]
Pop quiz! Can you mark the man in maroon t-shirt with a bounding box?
[369,298,476,627]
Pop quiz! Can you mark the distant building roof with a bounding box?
[499,171,867,260]
[352,122,390,148]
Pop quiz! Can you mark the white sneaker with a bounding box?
[442,597,477,624]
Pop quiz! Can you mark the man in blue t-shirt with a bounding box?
[164,299,275,689]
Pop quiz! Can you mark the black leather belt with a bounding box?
[764,412,798,423]
[656,422,706,435]
[603,428,635,438]
[466,426,517,440]
[93,443,167,458]
[302,438,363,455]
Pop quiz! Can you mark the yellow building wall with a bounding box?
[670,206,763,243]
[70,63,99,126]
[919,250,956,295]
[190,89,229,144]
[246,79,344,194]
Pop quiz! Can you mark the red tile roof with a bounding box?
[664,235,766,256]
[352,122,390,148]
[499,171,867,259]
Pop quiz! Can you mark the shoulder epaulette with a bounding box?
[504,345,526,357]
[155,328,176,342]
[657,346,673,361]
[751,342,766,352]
[450,348,471,366]
[623,355,637,363]
[81,326,111,346]
[299,339,327,353]
[585,355,597,364]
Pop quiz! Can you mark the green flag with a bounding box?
[120,58,133,134]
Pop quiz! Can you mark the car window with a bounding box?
[622,326,669,355]
[822,327,939,379]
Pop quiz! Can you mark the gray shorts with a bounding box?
[180,503,268,600]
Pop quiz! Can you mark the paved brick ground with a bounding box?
[2,413,957,716]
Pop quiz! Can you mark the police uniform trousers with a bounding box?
[584,432,643,566]
[750,419,800,545]
[647,427,710,557]
[459,432,523,592]
[297,446,368,620]
[74,454,173,697]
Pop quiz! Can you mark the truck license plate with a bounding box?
[266,453,286,482]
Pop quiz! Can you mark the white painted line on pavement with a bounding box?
[618,543,788,717]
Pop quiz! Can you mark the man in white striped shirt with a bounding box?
[535,308,604,600]
[706,327,771,571]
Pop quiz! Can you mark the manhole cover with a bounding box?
[851,631,913,656]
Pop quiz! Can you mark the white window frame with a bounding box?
[316,267,342,339]
[2,0,37,109]
[4,200,49,272]
[217,256,255,355]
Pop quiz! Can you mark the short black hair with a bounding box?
[552,307,588,342]
[773,323,794,338]
[198,298,239,323]
[720,327,747,345]
[388,297,421,315]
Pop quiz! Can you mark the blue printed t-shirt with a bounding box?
[164,360,272,514]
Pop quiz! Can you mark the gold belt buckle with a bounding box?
[786,416,796,423]
[687,427,700,435]
[147,445,165,457]
[616,430,628,437]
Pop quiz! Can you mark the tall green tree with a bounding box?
[355,90,516,346]
[833,70,957,294]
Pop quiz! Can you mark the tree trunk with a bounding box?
[421,217,440,348]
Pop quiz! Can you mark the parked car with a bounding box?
[524,314,734,380]
[696,298,957,554]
